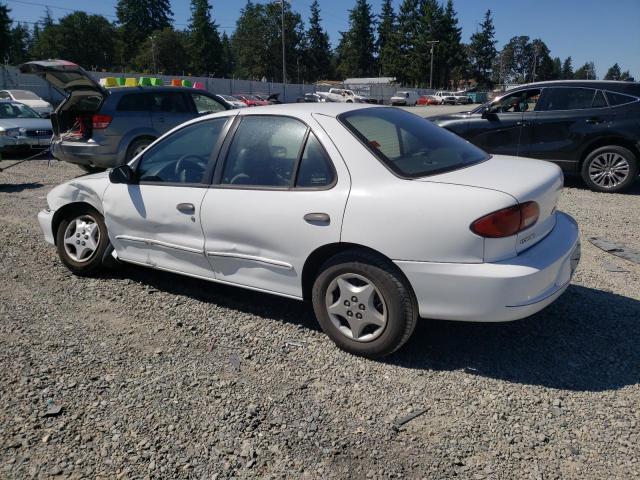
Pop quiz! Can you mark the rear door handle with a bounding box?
[304,213,330,225]
[176,203,195,214]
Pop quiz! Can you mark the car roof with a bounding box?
[237,102,378,117]
[106,86,204,95]
[509,80,640,95]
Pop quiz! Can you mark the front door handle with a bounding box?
[516,121,529,127]
[176,203,195,214]
[304,213,330,225]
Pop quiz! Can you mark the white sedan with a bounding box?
[38,104,580,357]
[0,89,53,116]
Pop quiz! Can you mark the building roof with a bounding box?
[343,77,397,85]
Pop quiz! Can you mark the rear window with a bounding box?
[543,87,600,111]
[339,107,488,178]
[606,91,638,107]
[117,93,150,111]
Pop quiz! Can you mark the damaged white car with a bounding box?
[38,104,580,357]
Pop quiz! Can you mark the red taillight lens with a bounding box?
[470,201,540,238]
[92,114,112,129]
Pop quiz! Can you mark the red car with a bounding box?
[417,95,440,106]
[234,94,269,107]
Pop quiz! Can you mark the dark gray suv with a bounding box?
[20,60,232,171]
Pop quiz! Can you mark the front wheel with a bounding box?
[311,251,418,358]
[581,145,638,193]
[55,206,109,275]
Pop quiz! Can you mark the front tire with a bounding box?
[311,251,418,358]
[581,145,638,193]
[55,206,109,275]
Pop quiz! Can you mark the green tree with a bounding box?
[561,56,573,79]
[0,3,12,62]
[219,31,234,77]
[336,0,376,79]
[187,0,221,75]
[133,27,188,75]
[116,0,173,61]
[232,1,268,79]
[434,0,464,89]
[304,0,332,82]
[415,0,443,87]
[395,0,421,85]
[620,70,633,81]
[550,56,562,80]
[376,0,399,77]
[574,61,596,80]
[604,63,621,80]
[468,9,497,87]
[9,22,30,64]
[530,38,554,81]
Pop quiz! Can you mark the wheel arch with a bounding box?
[579,136,640,170]
[51,202,102,246]
[118,133,157,165]
[301,242,416,302]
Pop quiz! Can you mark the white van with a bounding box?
[390,91,420,106]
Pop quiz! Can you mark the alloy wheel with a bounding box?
[588,152,630,189]
[63,215,100,263]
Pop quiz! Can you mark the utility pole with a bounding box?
[532,45,539,82]
[426,40,439,89]
[150,35,157,74]
[281,0,287,101]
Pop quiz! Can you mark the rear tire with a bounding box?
[125,137,154,162]
[311,251,418,358]
[55,206,109,276]
[581,145,638,193]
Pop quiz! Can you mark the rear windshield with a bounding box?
[338,107,488,178]
[0,102,40,118]
[11,90,40,100]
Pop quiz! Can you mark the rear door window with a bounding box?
[151,92,191,113]
[339,107,488,178]
[117,93,150,111]
[295,133,335,188]
[543,87,599,111]
[592,90,608,108]
[191,93,226,114]
[605,91,638,107]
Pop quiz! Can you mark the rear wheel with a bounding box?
[311,251,418,358]
[581,145,638,193]
[55,206,109,275]
[125,137,154,162]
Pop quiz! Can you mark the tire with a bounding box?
[78,165,105,174]
[55,205,109,276]
[311,250,418,358]
[125,137,153,162]
[581,145,638,193]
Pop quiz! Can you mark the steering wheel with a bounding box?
[230,173,250,184]
[174,154,206,182]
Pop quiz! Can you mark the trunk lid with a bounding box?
[19,60,107,96]
[418,155,563,261]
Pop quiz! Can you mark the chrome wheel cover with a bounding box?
[588,152,630,189]
[325,273,387,342]
[63,215,100,263]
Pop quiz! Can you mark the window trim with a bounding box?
[211,114,338,191]
[486,88,543,114]
[537,86,611,112]
[134,116,234,188]
[604,90,640,108]
[337,107,490,180]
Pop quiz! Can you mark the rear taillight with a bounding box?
[470,201,540,238]
[92,114,112,129]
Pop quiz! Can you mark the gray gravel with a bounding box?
[1,158,639,479]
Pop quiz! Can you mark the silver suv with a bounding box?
[20,60,232,172]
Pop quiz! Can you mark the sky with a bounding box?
[5,0,640,79]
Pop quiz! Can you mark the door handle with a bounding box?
[176,203,195,214]
[586,118,602,124]
[304,213,330,225]
[516,121,529,127]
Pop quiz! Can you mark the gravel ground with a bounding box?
[1,157,639,479]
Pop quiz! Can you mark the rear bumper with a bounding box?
[38,208,56,245]
[51,140,119,169]
[395,212,580,322]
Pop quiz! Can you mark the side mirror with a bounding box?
[109,164,135,184]
[481,109,497,120]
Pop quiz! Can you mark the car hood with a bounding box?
[0,118,52,130]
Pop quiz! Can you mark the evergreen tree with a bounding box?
[620,70,633,81]
[232,1,268,79]
[0,3,11,62]
[551,56,562,80]
[187,0,221,75]
[336,0,376,79]
[415,0,443,87]
[116,0,173,61]
[530,38,553,81]
[219,31,234,77]
[435,0,464,89]
[561,56,573,79]
[468,9,497,87]
[376,0,398,77]
[574,61,596,80]
[604,63,621,80]
[264,1,304,82]
[304,0,332,82]
[133,27,189,75]
[395,0,420,85]
[9,22,30,64]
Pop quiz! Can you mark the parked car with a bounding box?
[451,91,472,104]
[297,93,326,103]
[234,94,269,107]
[0,100,53,152]
[219,94,248,108]
[37,103,580,358]
[417,95,439,106]
[0,89,54,116]
[431,80,640,192]
[255,93,282,104]
[316,88,366,103]
[434,91,457,105]
[390,91,420,106]
[20,60,232,172]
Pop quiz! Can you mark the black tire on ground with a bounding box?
[581,145,639,193]
[78,165,105,174]
[55,205,110,276]
[311,250,418,358]
[125,137,154,162]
